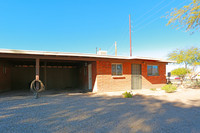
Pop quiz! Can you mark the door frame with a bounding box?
[88,64,92,90]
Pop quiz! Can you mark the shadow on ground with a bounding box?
[0,90,200,133]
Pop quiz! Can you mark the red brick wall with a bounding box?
[0,62,11,92]
[96,61,131,92]
[95,60,167,92]
[142,62,167,84]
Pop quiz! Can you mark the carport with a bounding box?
[0,49,172,93]
[0,49,96,92]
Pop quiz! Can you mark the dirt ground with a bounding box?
[95,88,200,107]
[0,88,200,133]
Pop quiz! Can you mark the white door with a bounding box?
[88,64,92,90]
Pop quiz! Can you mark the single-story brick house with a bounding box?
[0,49,173,93]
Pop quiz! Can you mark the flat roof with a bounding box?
[0,49,175,63]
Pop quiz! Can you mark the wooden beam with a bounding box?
[0,53,128,62]
[0,53,169,63]
[36,58,40,79]
[36,58,40,90]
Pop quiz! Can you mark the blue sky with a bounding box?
[0,0,199,59]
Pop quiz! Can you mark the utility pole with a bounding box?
[115,41,117,56]
[129,14,132,56]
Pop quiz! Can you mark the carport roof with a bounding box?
[0,49,175,63]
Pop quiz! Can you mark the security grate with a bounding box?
[131,64,142,90]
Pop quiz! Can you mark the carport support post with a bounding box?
[36,58,40,90]
[44,61,47,90]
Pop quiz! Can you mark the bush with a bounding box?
[171,68,190,77]
[122,91,133,98]
[171,68,190,84]
[150,88,157,91]
[161,84,177,93]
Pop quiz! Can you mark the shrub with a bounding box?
[161,84,177,93]
[171,68,190,84]
[122,91,133,98]
[150,88,157,91]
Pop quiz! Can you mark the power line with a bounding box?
[134,0,167,23]
[106,17,128,54]
[107,0,188,54]
[134,0,188,33]
[107,42,115,53]
[134,0,177,29]
[118,18,129,47]
[134,17,160,33]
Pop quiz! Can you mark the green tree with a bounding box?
[186,47,200,65]
[166,0,200,32]
[168,47,200,68]
[171,68,190,84]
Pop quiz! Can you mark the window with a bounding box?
[112,64,122,76]
[147,65,159,76]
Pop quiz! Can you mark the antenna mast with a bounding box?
[129,14,132,56]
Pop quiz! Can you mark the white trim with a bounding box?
[93,77,98,93]
[0,49,175,63]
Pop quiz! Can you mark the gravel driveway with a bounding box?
[0,90,200,133]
